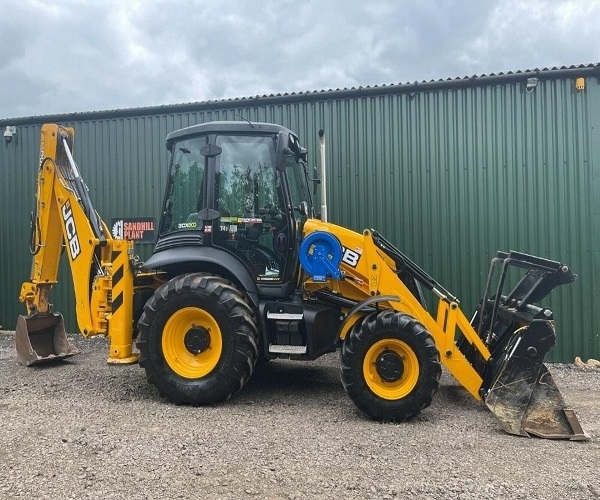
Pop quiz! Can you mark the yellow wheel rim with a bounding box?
[363,339,419,400]
[162,307,222,379]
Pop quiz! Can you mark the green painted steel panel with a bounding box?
[1,68,598,362]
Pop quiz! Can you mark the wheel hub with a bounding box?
[184,327,210,355]
[376,350,404,382]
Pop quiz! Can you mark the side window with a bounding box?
[216,137,276,216]
[162,138,206,233]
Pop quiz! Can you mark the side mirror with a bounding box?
[298,201,309,217]
[298,147,308,163]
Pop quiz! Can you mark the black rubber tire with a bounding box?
[137,273,258,405]
[340,310,441,421]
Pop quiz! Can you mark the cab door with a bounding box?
[211,134,295,289]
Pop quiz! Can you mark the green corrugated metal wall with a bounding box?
[1,67,598,362]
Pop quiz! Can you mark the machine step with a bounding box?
[268,344,307,354]
[266,312,304,320]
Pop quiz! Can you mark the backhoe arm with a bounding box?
[17,124,137,365]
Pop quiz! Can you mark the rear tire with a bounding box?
[340,310,441,421]
[137,273,258,405]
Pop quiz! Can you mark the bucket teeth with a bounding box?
[15,313,79,366]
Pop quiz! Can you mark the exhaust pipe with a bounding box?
[15,313,79,366]
[318,129,327,223]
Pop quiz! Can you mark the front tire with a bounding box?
[340,310,441,421]
[137,273,258,405]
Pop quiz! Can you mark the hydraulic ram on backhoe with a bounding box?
[16,124,138,365]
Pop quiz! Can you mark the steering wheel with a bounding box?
[258,202,284,223]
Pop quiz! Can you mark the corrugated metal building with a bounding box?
[1,64,598,362]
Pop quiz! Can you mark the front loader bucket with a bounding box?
[470,251,587,440]
[15,313,79,366]
[483,321,588,440]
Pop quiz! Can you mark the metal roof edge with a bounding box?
[2,63,599,126]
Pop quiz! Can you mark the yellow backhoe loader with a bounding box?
[16,122,587,440]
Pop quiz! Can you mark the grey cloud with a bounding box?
[0,0,598,119]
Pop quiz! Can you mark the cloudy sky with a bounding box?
[1,0,599,119]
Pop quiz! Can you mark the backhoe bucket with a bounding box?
[470,251,587,440]
[15,313,79,366]
[483,321,588,440]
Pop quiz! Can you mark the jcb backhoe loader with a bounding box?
[16,122,587,440]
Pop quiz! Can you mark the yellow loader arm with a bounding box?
[302,219,490,398]
[16,124,137,365]
[301,219,587,440]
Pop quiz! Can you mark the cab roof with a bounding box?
[166,121,295,146]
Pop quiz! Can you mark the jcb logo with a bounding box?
[341,247,361,268]
[61,201,81,260]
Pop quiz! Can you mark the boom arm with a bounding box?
[18,124,137,363]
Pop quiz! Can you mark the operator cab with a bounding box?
[147,121,313,298]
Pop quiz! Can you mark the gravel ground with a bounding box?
[0,330,599,500]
